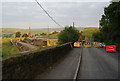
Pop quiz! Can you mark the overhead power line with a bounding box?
[35,0,63,27]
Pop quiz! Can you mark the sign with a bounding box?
[100,43,106,48]
[93,42,100,47]
[106,45,116,52]
[84,42,92,47]
[74,42,82,47]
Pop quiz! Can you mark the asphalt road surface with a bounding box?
[35,47,119,79]
[78,47,119,79]
[35,48,82,79]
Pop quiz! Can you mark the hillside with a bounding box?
[1,27,99,40]
[2,28,49,34]
[81,27,99,41]
[1,28,61,39]
[39,27,84,31]
[1,27,84,34]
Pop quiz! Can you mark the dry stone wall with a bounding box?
[2,43,73,79]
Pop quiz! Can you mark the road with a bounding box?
[35,47,119,79]
[78,47,118,79]
[35,48,82,79]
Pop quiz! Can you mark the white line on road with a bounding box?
[73,47,83,81]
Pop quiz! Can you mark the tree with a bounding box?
[100,2,120,43]
[35,34,39,36]
[22,33,28,37]
[15,31,21,37]
[92,32,103,42]
[51,31,59,34]
[93,1,120,50]
[40,33,47,35]
[58,26,79,44]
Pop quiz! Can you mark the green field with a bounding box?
[2,38,20,57]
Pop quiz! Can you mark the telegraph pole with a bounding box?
[47,26,50,46]
[48,26,49,39]
[73,22,75,27]
[28,25,31,37]
[29,26,31,33]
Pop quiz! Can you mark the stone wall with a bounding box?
[2,43,73,79]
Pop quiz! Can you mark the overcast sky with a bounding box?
[1,0,111,29]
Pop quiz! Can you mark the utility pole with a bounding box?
[47,26,50,46]
[28,25,31,37]
[73,22,75,27]
[29,26,31,33]
[48,26,49,39]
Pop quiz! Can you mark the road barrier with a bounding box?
[2,43,73,79]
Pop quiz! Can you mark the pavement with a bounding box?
[78,47,119,79]
[35,48,82,79]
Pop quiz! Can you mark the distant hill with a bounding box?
[2,28,49,34]
[37,27,84,31]
[1,27,85,34]
[1,27,99,39]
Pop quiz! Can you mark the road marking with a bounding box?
[73,47,83,81]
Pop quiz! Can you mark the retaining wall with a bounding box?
[2,43,73,79]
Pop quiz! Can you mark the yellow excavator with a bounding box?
[74,31,86,47]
